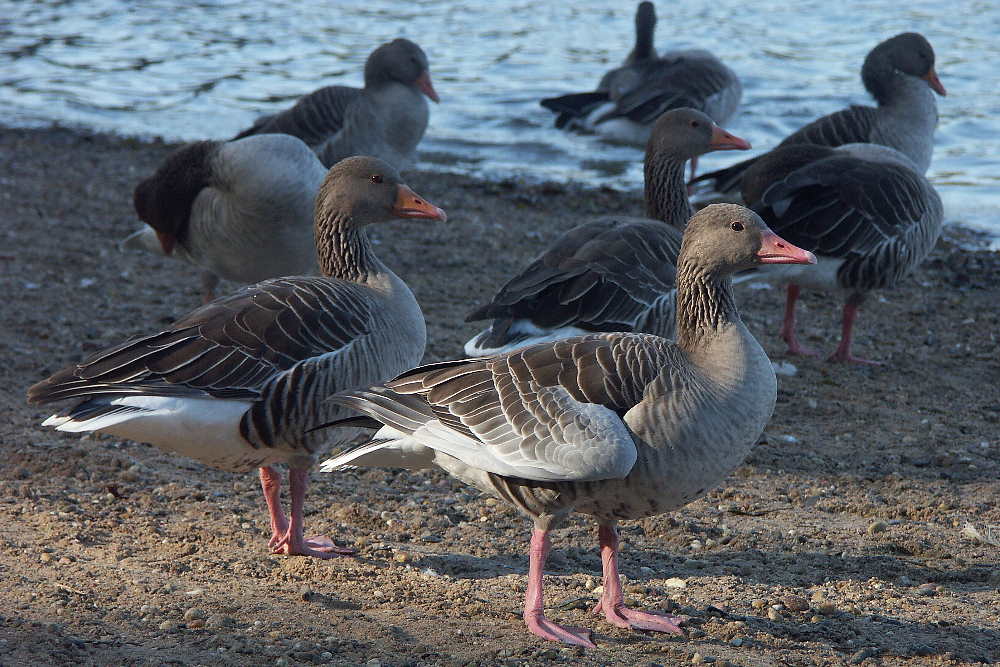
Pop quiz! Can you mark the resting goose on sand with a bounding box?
[463,108,750,356]
[542,1,742,168]
[124,134,326,302]
[741,142,943,364]
[690,32,945,195]
[29,156,446,559]
[321,204,816,647]
[235,38,438,170]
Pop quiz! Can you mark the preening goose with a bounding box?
[321,204,816,647]
[741,142,943,364]
[691,32,945,195]
[463,108,750,356]
[541,1,742,163]
[234,38,439,170]
[124,134,327,302]
[29,156,446,559]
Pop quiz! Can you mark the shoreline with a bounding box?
[1,123,998,665]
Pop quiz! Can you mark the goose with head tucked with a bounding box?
[321,204,815,646]
[463,108,750,357]
[235,38,439,171]
[690,32,946,195]
[124,133,327,302]
[29,156,446,559]
[739,142,943,364]
[542,1,742,176]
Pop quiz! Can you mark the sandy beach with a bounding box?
[1,125,998,666]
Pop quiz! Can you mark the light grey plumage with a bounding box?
[235,38,439,170]
[541,2,742,146]
[321,204,817,646]
[30,156,446,559]
[124,133,327,301]
[463,108,750,356]
[691,32,946,194]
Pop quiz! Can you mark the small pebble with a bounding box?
[158,620,177,632]
[664,577,687,589]
[183,608,206,621]
[366,660,382,667]
[750,599,768,610]
[40,553,53,563]
[782,594,809,612]
[767,608,782,621]
[810,614,822,622]
[187,619,205,629]
[729,637,743,647]
[867,521,887,535]
[320,652,333,661]
[688,628,706,639]
[817,602,837,616]
[917,583,937,597]
[275,659,290,667]
[850,647,879,664]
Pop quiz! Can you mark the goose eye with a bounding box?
[371,174,383,184]
[730,221,744,232]
[690,120,700,128]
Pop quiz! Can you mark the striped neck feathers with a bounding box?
[644,153,692,227]
[673,260,739,352]
[315,212,380,283]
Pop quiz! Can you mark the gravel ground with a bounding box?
[1,125,998,666]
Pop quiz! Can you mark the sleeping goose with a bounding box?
[234,38,439,170]
[740,142,943,364]
[29,156,446,559]
[542,1,742,169]
[463,108,750,356]
[124,133,327,302]
[320,204,816,646]
[690,32,945,195]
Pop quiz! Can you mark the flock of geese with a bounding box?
[27,2,948,648]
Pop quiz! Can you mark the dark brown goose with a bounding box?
[740,142,943,364]
[124,133,327,302]
[690,32,945,194]
[235,38,438,170]
[29,156,446,559]
[464,108,749,356]
[542,1,742,165]
[322,204,815,647]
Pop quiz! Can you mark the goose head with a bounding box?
[315,156,446,229]
[646,108,751,163]
[680,204,816,275]
[863,32,946,99]
[365,38,440,103]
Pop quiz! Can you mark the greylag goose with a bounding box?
[690,32,945,195]
[463,108,750,356]
[234,38,438,170]
[29,156,446,559]
[740,142,943,364]
[320,204,816,647]
[124,133,327,302]
[541,2,742,168]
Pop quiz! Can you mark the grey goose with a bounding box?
[321,204,816,646]
[463,108,750,356]
[235,38,438,170]
[541,1,742,167]
[125,133,327,302]
[29,156,446,559]
[740,142,943,364]
[691,32,946,195]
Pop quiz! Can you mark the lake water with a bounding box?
[2,0,998,246]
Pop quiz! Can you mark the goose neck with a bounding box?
[315,213,380,283]
[673,261,739,352]
[643,155,692,227]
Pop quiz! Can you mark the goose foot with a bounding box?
[525,611,595,648]
[523,528,597,648]
[594,524,684,635]
[258,466,355,559]
[271,532,352,559]
[593,599,684,634]
[827,300,881,365]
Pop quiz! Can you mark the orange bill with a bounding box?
[709,125,752,151]
[416,71,440,103]
[923,68,946,96]
[757,230,816,265]
[393,185,447,222]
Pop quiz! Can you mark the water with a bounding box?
[2,0,998,246]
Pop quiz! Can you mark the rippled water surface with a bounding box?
[2,0,998,244]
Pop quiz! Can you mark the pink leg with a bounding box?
[270,468,355,558]
[780,285,818,357]
[524,529,596,648]
[828,299,881,365]
[592,524,684,634]
[258,466,288,547]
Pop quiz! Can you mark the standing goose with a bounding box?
[463,108,750,356]
[234,38,439,170]
[321,204,816,647]
[29,156,446,559]
[124,133,327,302]
[690,32,946,195]
[740,142,943,364]
[542,1,742,165]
